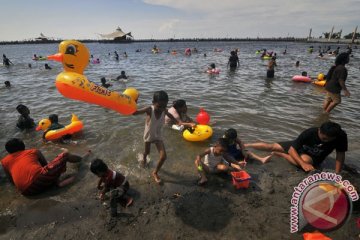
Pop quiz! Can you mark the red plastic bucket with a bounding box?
[231,171,251,189]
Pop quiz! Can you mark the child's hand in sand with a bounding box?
[239,160,247,168]
[60,148,69,154]
[99,193,105,201]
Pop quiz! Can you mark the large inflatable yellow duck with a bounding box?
[47,40,137,115]
[36,114,83,141]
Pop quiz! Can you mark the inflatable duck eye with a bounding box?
[65,45,77,55]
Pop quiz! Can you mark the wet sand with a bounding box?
[0,151,359,240]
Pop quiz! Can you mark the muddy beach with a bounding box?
[0,150,359,240]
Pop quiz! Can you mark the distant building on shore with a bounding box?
[98,27,133,41]
[35,33,53,42]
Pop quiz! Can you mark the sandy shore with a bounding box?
[0,152,359,240]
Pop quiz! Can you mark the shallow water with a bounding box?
[1,41,359,191]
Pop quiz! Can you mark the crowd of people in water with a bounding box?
[1,43,358,224]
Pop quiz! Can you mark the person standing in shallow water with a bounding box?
[267,57,276,78]
[323,52,350,113]
[227,51,239,70]
[133,90,193,184]
[2,54,13,67]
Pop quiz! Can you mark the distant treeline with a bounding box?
[0,37,358,45]
[0,37,308,45]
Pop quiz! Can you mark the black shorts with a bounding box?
[278,141,323,166]
[267,69,274,78]
[278,141,293,153]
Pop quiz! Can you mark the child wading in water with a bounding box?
[90,159,133,218]
[16,104,35,130]
[133,90,194,183]
[195,138,243,186]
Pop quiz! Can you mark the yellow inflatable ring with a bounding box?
[313,80,326,87]
[183,125,213,142]
[36,114,83,141]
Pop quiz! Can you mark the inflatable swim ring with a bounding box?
[255,50,261,54]
[92,59,100,64]
[317,73,325,81]
[207,69,220,74]
[152,49,159,54]
[262,56,271,60]
[36,114,83,141]
[183,125,213,142]
[47,40,137,115]
[292,75,312,83]
[313,80,326,87]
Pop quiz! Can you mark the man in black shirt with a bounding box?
[245,122,347,173]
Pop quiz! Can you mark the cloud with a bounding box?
[142,0,360,38]
[158,19,180,33]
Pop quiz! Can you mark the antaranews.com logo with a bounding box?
[290,172,358,233]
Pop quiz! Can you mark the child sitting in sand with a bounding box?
[90,159,133,218]
[133,90,194,183]
[223,128,272,164]
[195,138,242,186]
[16,104,35,130]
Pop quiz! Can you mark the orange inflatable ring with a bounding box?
[36,114,83,141]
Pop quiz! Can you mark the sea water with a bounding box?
[0,41,359,194]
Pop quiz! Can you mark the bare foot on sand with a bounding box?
[197,177,208,186]
[140,159,147,168]
[125,197,134,207]
[152,172,162,184]
[260,153,273,164]
[58,176,76,187]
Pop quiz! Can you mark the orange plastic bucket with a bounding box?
[231,171,251,189]
[303,232,332,240]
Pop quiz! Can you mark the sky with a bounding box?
[0,0,359,41]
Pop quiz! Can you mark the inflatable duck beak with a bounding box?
[35,125,42,131]
[47,53,63,62]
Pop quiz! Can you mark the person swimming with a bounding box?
[100,77,112,88]
[116,71,127,80]
[4,81,11,88]
[2,54,13,67]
